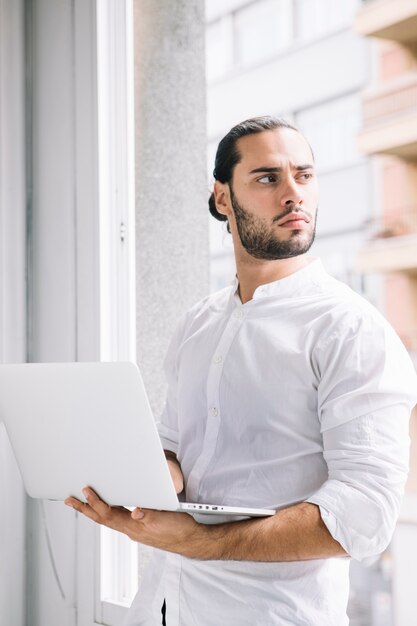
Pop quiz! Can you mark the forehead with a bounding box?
[234,128,313,172]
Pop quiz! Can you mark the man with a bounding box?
[66,116,417,625]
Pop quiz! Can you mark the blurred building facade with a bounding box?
[206,1,417,624]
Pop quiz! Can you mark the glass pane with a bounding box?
[296,94,363,172]
[97,0,138,616]
[206,16,234,82]
[206,0,249,22]
[235,0,293,67]
[295,0,361,41]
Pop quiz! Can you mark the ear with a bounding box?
[214,181,233,219]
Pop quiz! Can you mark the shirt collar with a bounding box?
[232,258,326,303]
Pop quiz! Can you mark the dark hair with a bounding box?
[208,116,300,230]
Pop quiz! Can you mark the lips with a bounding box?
[277,212,310,227]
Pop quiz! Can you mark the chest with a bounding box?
[176,311,322,441]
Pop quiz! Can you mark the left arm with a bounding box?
[65,489,346,561]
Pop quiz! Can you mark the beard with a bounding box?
[230,187,317,260]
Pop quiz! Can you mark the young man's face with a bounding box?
[217,128,319,260]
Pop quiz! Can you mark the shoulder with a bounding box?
[185,284,233,318]
[310,271,390,339]
[311,273,416,386]
[170,284,234,346]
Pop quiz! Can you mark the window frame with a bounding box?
[76,0,136,624]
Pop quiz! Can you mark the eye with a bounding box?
[298,172,313,181]
[257,175,276,184]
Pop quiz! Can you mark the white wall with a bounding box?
[0,0,27,624]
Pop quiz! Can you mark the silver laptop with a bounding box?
[0,362,275,518]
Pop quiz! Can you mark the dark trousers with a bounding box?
[161,599,166,625]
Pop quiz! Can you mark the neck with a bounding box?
[235,252,311,304]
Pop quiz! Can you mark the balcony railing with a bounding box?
[366,207,417,241]
[357,208,417,274]
[357,72,417,158]
[363,74,417,127]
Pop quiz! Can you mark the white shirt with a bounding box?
[125,259,417,626]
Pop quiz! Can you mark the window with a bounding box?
[206,0,294,82]
[296,93,364,173]
[294,0,361,41]
[234,0,293,67]
[206,15,234,82]
[205,0,248,23]
[93,0,139,623]
[100,530,152,607]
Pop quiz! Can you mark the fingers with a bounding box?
[131,507,145,520]
[64,487,127,527]
[64,493,102,524]
[81,487,112,518]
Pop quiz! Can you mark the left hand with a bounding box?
[65,487,206,557]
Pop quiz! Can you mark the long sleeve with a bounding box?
[307,311,417,561]
[307,406,411,560]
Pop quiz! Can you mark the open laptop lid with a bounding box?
[0,362,180,509]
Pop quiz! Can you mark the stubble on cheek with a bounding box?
[232,198,317,261]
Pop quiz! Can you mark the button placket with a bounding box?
[186,307,246,497]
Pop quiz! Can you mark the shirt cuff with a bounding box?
[306,479,395,562]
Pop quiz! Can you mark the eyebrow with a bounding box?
[249,164,314,174]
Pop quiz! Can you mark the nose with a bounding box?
[280,175,303,207]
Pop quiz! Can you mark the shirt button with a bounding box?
[213,355,223,364]
[234,309,244,319]
[210,407,218,417]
